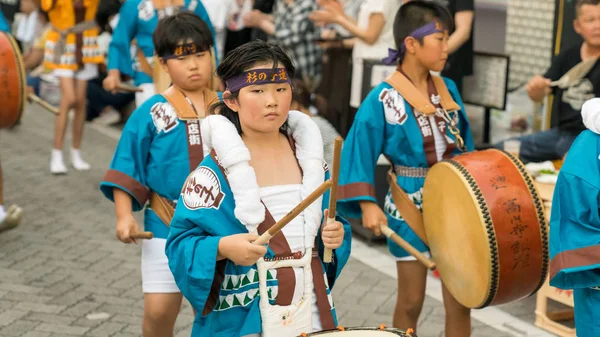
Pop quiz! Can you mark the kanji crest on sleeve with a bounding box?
[150,102,179,134]
[379,88,408,126]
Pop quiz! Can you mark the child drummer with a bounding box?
[165,40,352,337]
[102,0,216,107]
[99,12,219,337]
[337,1,475,336]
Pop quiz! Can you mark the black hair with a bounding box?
[576,0,600,17]
[95,0,122,34]
[393,0,453,64]
[153,11,214,59]
[209,40,296,135]
[291,78,334,123]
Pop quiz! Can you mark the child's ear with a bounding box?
[159,58,169,75]
[223,91,240,112]
[404,36,418,54]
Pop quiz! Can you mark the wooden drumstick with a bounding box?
[323,137,343,263]
[130,231,154,240]
[380,225,436,270]
[254,180,333,246]
[28,93,59,115]
[117,83,143,93]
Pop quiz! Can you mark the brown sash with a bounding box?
[205,151,336,329]
[152,0,184,9]
[385,71,460,115]
[383,71,463,244]
[133,40,153,77]
[149,87,220,226]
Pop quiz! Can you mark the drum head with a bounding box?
[422,161,492,308]
[301,327,412,336]
[0,32,26,129]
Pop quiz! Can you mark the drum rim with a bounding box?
[442,157,500,308]
[298,326,414,336]
[438,149,550,308]
[498,150,550,296]
[3,32,26,127]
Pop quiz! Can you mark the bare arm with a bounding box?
[448,10,474,54]
[114,188,133,219]
[258,19,275,35]
[334,13,385,45]
[23,48,44,71]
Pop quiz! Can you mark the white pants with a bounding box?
[53,63,99,81]
[141,238,180,293]
[135,83,156,107]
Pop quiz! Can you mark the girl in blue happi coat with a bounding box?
[550,97,600,337]
[337,1,474,336]
[102,0,216,107]
[165,40,352,337]
[100,13,219,337]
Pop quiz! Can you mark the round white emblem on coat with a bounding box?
[182,167,225,210]
[150,102,179,134]
[379,88,408,125]
[138,1,155,21]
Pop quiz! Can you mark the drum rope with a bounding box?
[435,109,466,152]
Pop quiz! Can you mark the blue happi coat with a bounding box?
[0,8,9,32]
[550,129,600,337]
[165,154,352,337]
[100,93,220,238]
[107,0,216,86]
[337,74,474,257]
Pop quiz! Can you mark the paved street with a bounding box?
[0,106,559,337]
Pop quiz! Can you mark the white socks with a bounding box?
[70,148,91,171]
[50,149,67,174]
[50,148,91,174]
[0,205,6,224]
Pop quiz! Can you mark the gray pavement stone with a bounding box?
[35,323,89,335]
[0,310,29,327]
[0,107,529,337]
[85,322,126,336]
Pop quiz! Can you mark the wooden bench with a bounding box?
[534,181,576,337]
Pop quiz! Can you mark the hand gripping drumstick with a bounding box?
[28,93,59,115]
[130,231,154,240]
[380,225,436,270]
[323,137,343,263]
[254,180,333,246]
[116,83,144,93]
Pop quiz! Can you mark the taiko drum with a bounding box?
[422,149,549,308]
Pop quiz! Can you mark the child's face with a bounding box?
[226,62,293,135]
[412,31,449,72]
[161,41,213,92]
[575,4,600,47]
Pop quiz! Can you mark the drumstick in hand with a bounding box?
[254,180,333,246]
[28,93,59,115]
[380,225,436,270]
[116,83,143,93]
[323,137,343,263]
[130,231,154,240]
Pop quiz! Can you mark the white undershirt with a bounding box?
[259,184,322,333]
[428,115,448,162]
